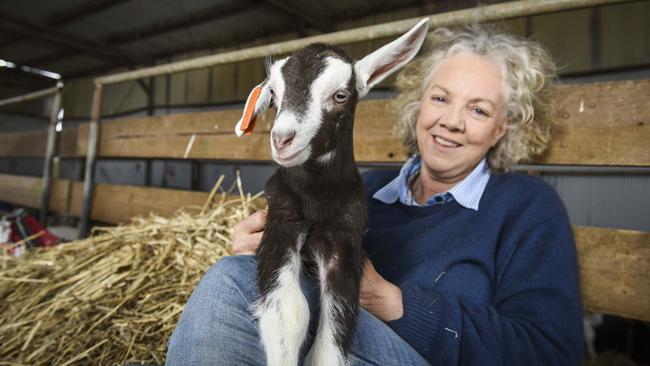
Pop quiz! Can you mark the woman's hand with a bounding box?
[232,210,267,255]
[360,260,404,322]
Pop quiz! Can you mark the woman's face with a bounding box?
[416,51,508,183]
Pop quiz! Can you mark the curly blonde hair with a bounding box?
[392,25,557,171]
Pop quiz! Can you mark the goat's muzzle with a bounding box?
[272,130,296,151]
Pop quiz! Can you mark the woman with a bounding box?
[166,25,583,365]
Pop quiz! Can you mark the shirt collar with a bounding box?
[372,155,490,211]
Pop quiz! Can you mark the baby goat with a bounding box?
[234,19,428,366]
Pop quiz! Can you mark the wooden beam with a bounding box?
[59,125,87,157]
[0,85,60,107]
[0,175,206,219]
[0,174,74,214]
[574,226,650,321]
[0,130,47,157]
[9,79,638,166]
[0,124,84,157]
[82,183,210,223]
[49,179,74,214]
[542,80,650,165]
[2,80,649,165]
[0,173,42,208]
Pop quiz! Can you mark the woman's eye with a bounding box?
[431,95,447,103]
[472,107,489,117]
[333,91,348,103]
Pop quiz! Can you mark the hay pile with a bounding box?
[0,177,264,365]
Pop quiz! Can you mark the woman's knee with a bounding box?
[209,255,256,278]
[203,255,257,289]
[167,255,264,365]
[183,255,260,312]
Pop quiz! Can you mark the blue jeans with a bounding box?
[166,255,430,366]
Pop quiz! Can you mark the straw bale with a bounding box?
[0,176,264,365]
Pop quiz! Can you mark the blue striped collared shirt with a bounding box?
[372,155,491,211]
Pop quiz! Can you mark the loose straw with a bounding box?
[0,175,265,365]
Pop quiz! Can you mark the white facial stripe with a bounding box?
[270,56,352,167]
[312,57,353,108]
[298,57,352,149]
[268,58,288,110]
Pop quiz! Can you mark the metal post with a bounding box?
[39,82,64,225]
[79,83,103,238]
[0,85,60,107]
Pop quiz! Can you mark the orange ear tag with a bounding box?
[239,85,262,136]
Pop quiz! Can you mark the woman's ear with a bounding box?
[491,118,511,147]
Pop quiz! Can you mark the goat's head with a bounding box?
[235,19,429,168]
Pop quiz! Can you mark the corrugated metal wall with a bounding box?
[56,1,650,119]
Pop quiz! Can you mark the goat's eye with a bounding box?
[333,91,348,103]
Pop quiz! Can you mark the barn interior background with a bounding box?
[0,0,648,364]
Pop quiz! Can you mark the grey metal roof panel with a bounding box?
[111,4,292,57]
[59,0,247,39]
[0,0,87,23]
[0,42,62,64]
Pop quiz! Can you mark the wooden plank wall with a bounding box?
[3,80,649,164]
[576,227,650,321]
[1,79,649,321]
[1,174,648,321]
[0,174,209,223]
[0,173,42,208]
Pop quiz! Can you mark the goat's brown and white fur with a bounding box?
[235,19,429,366]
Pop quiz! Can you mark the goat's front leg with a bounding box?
[305,230,365,366]
[253,221,310,366]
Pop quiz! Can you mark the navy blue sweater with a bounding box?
[362,170,583,365]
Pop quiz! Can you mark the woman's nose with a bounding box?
[439,106,464,132]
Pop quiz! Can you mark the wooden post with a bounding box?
[79,83,103,238]
[0,85,60,107]
[39,83,64,225]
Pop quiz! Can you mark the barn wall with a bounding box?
[1,2,649,233]
[54,1,650,120]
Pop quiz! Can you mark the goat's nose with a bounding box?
[272,130,296,150]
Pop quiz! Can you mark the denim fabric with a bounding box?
[166,255,430,366]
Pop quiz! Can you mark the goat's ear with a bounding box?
[354,18,429,97]
[235,81,272,137]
